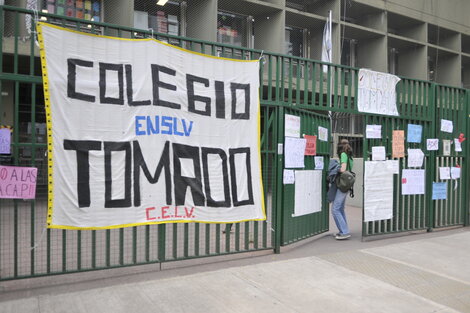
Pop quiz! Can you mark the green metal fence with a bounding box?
[0,5,468,280]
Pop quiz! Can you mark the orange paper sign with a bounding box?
[304,135,317,156]
[392,130,405,158]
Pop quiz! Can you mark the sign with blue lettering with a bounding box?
[432,182,447,200]
[38,23,265,229]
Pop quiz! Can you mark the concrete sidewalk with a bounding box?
[1,227,469,313]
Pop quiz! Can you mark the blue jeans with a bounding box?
[332,189,349,235]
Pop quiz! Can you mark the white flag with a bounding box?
[321,10,332,73]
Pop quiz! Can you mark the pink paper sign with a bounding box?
[0,128,11,154]
[0,165,37,199]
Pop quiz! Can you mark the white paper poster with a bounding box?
[451,167,461,179]
[38,23,265,229]
[285,137,306,168]
[440,119,453,133]
[318,126,328,141]
[402,169,425,195]
[372,146,386,161]
[314,156,324,170]
[439,167,451,180]
[364,161,394,222]
[366,125,382,139]
[285,114,301,138]
[426,139,439,151]
[443,140,451,156]
[283,169,295,184]
[294,170,322,217]
[385,159,399,174]
[407,149,424,168]
[454,139,462,152]
[357,69,400,116]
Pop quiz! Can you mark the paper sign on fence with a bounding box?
[454,139,462,152]
[439,167,451,180]
[364,161,394,222]
[285,137,306,168]
[283,169,295,184]
[372,146,386,161]
[314,156,324,170]
[441,119,453,133]
[432,182,447,200]
[285,114,301,138]
[0,165,37,199]
[294,170,322,217]
[366,125,382,139]
[0,128,11,154]
[357,69,400,116]
[407,124,422,143]
[451,167,461,179]
[385,160,399,174]
[407,149,424,168]
[318,126,328,141]
[402,169,425,195]
[392,130,405,158]
[426,139,439,151]
[304,135,317,155]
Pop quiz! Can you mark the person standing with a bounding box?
[332,139,353,240]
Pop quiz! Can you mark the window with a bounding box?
[217,11,250,47]
[285,26,305,57]
[134,0,184,37]
[42,0,101,22]
[341,38,357,67]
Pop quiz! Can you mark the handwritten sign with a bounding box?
[357,69,400,116]
[439,167,450,180]
[407,124,422,143]
[440,119,453,133]
[407,149,424,168]
[426,139,439,151]
[304,135,317,156]
[402,169,425,195]
[285,137,306,168]
[392,130,405,158]
[283,169,295,184]
[366,125,382,139]
[285,114,301,138]
[0,165,37,199]
[0,128,11,154]
[372,146,386,161]
[318,126,328,142]
[432,182,447,200]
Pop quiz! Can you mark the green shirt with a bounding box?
[340,152,353,171]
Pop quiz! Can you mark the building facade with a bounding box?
[7,0,470,87]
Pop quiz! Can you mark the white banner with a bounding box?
[357,69,400,116]
[38,23,265,229]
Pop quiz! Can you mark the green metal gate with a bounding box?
[278,107,330,245]
[0,5,468,280]
[362,79,469,237]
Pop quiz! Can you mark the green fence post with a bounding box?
[274,106,284,254]
[427,83,437,231]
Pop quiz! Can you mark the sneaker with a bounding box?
[335,233,351,240]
